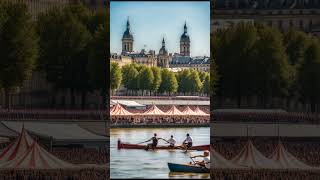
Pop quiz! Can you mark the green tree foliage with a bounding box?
[151,66,162,94]
[188,70,202,93]
[88,22,108,108]
[298,40,320,112]
[110,62,122,93]
[252,25,291,107]
[213,22,258,106]
[0,2,38,108]
[137,66,154,95]
[177,69,191,94]
[202,73,210,95]
[159,69,178,95]
[121,64,139,94]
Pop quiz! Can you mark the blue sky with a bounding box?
[110,1,210,57]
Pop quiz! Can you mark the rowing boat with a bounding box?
[117,139,209,150]
[167,162,210,173]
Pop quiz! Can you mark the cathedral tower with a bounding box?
[158,37,169,68]
[180,22,190,56]
[122,17,134,54]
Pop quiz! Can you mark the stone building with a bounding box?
[170,55,210,72]
[212,0,320,36]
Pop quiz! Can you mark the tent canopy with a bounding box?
[270,141,313,170]
[165,105,184,116]
[110,103,134,116]
[181,106,198,116]
[231,140,280,169]
[193,106,209,116]
[2,121,108,142]
[142,105,166,116]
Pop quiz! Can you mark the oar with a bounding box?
[159,138,170,144]
[189,156,197,165]
[137,140,149,144]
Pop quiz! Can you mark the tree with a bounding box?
[213,22,257,107]
[137,66,154,95]
[252,25,291,107]
[202,73,210,95]
[188,70,202,94]
[110,62,122,94]
[38,6,91,108]
[88,22,108,109]
[298,40,320,112]
[121,64,139,95]
[177,69,191,95]
[150,66,162,94]
[0,2,38,108]
[159,69,178,95]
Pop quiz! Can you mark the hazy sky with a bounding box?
[110,1,210,57]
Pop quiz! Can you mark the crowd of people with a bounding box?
[52,148,109,164]
[213,112,320,124]
[0,168,108,180]
[110,115,209,125]
[0,109,104,120]
[210,169,320,180]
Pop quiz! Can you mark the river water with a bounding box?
[110,127,210,179]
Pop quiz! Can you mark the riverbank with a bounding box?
[110,123,209,128]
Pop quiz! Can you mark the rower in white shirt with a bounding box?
[191,151,210,169]
[167,135,176,147]
[182,133,193,149]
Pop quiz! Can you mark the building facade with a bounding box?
[212,0,320,36]
[112,19,210,71]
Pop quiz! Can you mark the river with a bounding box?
[110,127,210,179]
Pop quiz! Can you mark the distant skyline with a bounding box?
[110,1,210,57]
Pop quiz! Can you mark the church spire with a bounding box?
[126,16,130,30]
[184,21,187,33]
[162,37,165,47]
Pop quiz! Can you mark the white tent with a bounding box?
[165,105,184,116]
[142,105,166,116]
[270,141,314,170]
[212,147,245,169]
[231,140,280,169]
[0,127,33,164]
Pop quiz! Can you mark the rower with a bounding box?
[145,133,159,150]
[182,133,193,149]
[167,135,176,147]
[191,151,210,169]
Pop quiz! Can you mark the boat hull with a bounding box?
[117,140,209,150]
[167,163,209,173]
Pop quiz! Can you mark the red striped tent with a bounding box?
[165,105,184,116]
[142,105,166,116]
[0,141,74,169]
[181,106,198,116]
[110,103,134,116]
[0,127,33,164]
[193,106,209,116]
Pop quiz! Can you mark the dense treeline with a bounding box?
[213,22,320,112]
[110,63,210,96]
[0,1,107,109]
